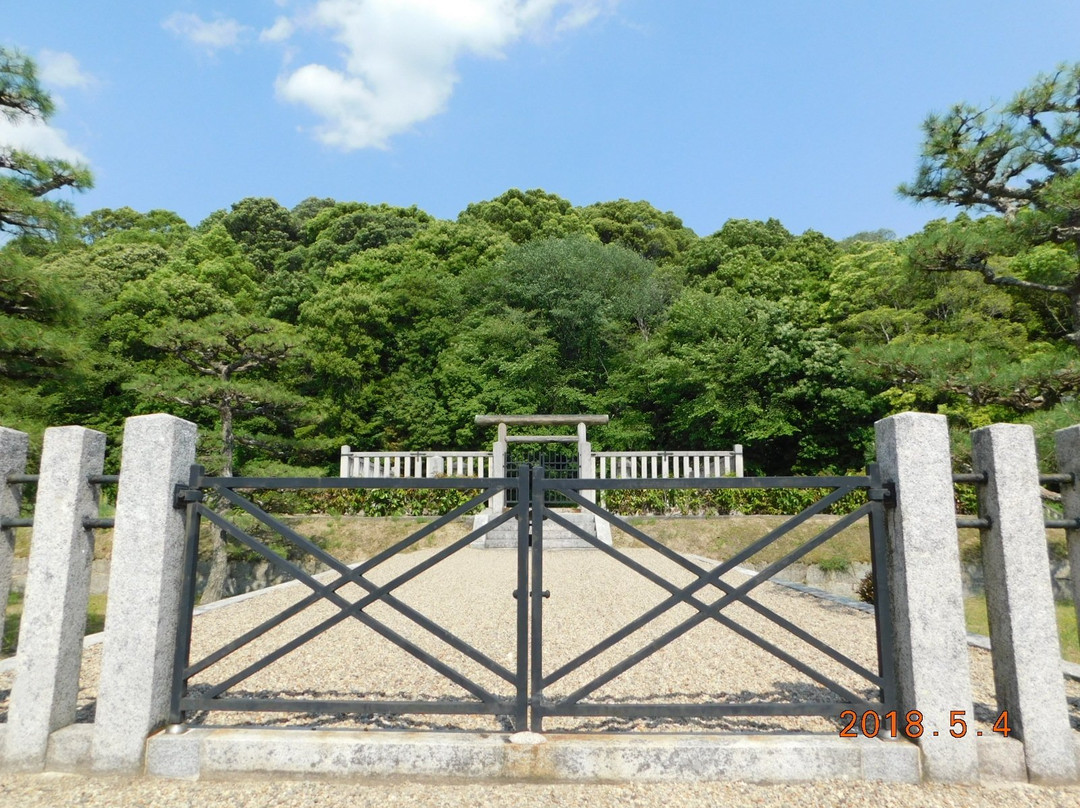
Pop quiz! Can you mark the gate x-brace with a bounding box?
[169,464,896,734]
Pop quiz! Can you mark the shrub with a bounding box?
[856,571,875,605]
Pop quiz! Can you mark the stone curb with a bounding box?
[143,727,922,783]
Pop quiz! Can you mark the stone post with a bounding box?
[339,445,351,477]
[0,427,29,648]
[92,414,197,773]
[971,424,1076,783]
[4,426,106,771]
[1055,425,1080,664]
[577,422,595,505]
[490,423,507,516]
[734,444,744,477]
[874,412,978,782]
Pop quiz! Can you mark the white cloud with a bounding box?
[260,16,296,42]
[554,1,617,32]
[0,117,88,164]
[163,12,250,53]
[275,0,620,150]
[38,50,95,89]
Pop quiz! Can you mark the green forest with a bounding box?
[4,52,1080,479]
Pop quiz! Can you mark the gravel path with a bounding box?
[173,547,1080,736]
[175,548,891,733]
[2,772,1080,808]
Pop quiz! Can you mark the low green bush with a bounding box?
[602,485,868,517]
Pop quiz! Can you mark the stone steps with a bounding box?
[472,509,612,549]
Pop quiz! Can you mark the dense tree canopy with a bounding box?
[6,58,1080,480]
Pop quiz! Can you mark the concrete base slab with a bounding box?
[144,729,921,783]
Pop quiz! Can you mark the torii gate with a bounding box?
[474,414,609,515]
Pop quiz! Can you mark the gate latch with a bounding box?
[513,590,550,599]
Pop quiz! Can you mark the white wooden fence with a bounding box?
[339,446,743,479]
[339,448,493,478]
[593,448,743,480]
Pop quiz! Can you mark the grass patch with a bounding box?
[958,530,1068,564]
[272,515,469,562]
[817,555,851,573]
[964,596,1079,665]
[13,526,113,560]
[610,514,874,568]
[3,591,108,658]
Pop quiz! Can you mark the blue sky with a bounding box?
[5,1,1080,240]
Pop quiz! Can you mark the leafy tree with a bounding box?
[619,288,876,472]
[457,188,590,244]
[900,63,1080,348]
[221,197,300,274]
[131,314,308,602]
[296,279,393,442]
[581,199,697,263]
[79,207,191,246]
[302,202,433,269]
[840,228,897,246]
[685,219,835,306]
[0,49,91,435]
[434,310,563,445]
[0,248,82,432]
[475,235,670,389]
[291,196,336,225]
[0,48,92,239]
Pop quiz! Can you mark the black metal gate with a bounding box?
[170,466,533,730]
[505,443,578,506]
[526,465,897,732]
[170,465,896,734]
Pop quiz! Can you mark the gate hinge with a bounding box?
[513,590,550,599]
[173,484,204,509]
[868,484,895,504]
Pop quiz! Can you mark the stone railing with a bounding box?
[339,448,493,478]
[593,448,743,480]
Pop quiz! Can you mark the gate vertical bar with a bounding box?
[513,464,531,731]
[529,465,546,732]
[169,464,204,725]
[867,462,897,714]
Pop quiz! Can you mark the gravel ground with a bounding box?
[174,548,888,734]
[2,772,1080,808]
[1,544,1079,805]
